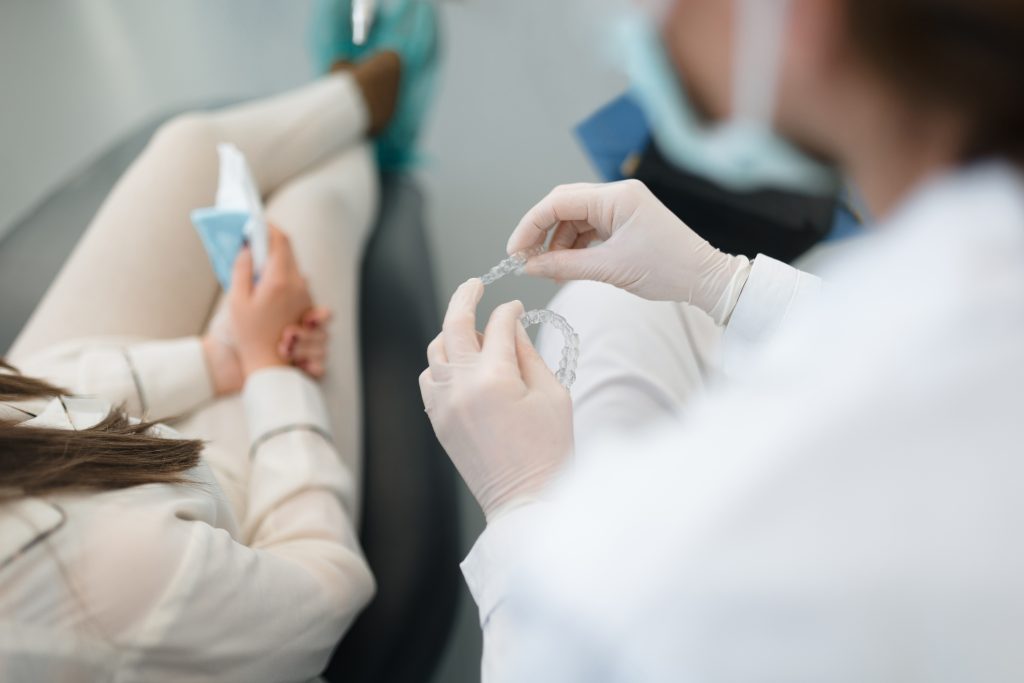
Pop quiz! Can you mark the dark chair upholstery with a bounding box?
[0,114,461,683]
[634,140,838,264]
[323,174,461,682]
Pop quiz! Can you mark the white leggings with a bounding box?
[8,74,378,520]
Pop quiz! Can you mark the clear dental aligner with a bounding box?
[519,309,580,389]
[479,245,547,286]
[478,245,580,389]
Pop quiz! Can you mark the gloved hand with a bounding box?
[419,279,574,521]
[507,179,752,324]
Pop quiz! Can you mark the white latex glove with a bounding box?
[419,279,574,521]
[507,179,752,324]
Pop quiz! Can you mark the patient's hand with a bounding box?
[230,227,314,377]
[202,334,245,396]
[277,307,332,379]
[201,226,331,395]
[202,308,331,395]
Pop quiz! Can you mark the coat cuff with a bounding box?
[461,502,551,628]
[723,254,822,363]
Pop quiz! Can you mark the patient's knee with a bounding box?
[149,112,218,159]
[267,177,371,243]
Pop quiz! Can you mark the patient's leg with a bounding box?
[176,143,378,522]
[9,56,398,360]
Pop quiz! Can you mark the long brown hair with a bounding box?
[0,360,202,501]
[845,0,1024,165]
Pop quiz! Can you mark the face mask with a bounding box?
[619,0,839,194]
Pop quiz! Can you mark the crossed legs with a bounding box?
[8,72,380,521]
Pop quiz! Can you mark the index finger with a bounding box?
[506,183,601,255]
[442,279,485,362]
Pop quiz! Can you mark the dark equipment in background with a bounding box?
[633,140,838,264]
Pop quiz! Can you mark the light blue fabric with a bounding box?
[309,0,440,171]
[191,208,250,289]
[619,13,838,195]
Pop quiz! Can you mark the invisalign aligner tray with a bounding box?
[479,246,580,389]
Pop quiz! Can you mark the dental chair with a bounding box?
[0,110,461,683]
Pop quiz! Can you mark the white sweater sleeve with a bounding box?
[74,366,373,680]
[15,336,214,422]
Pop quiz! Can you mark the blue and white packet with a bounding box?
[191,144,268,289]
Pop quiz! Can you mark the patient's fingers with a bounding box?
[292,332,327,362]
[266,225,298,277]
[277,324,326,361]
[278,324,301,360]
[297,358,326,378]
[302,306,332,329]
[231,246,254,297]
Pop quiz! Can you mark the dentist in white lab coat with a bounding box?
[419,0,1024,680]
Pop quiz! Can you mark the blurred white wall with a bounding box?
[417,0,626,311]
[0,0,314,239]
[0,0,626,309]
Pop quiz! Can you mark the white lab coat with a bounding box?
[462,161,1024,681]
[0,338,374,682]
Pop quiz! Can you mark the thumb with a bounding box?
[522,248,612,284]
[231,246,254,296]
[514,321,559,389]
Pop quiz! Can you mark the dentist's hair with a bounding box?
[845,0,1024,165]
[0,360,202,501]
